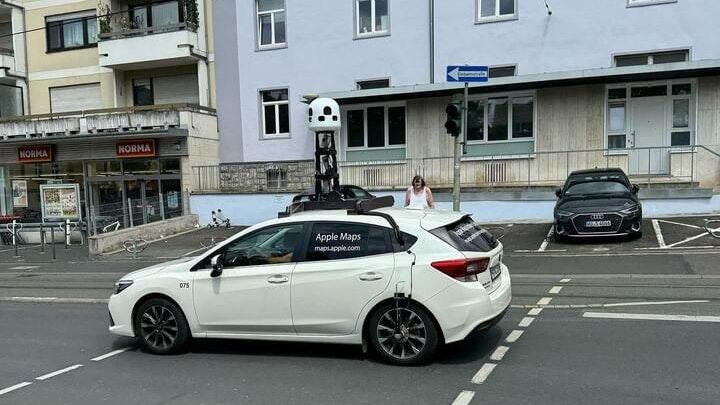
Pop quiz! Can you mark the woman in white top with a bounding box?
[405,175,435,209]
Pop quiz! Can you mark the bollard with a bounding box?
[51,227,56,260]
[12,220,18,258]
[40,223,45,254]
[64,219,70,249]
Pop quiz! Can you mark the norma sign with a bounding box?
[116,139,157,158]
[18,145,53,163]
[446,65,489,83]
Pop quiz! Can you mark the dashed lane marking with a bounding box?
[0,382,32,396]
[527,307,543,316]
[518,317,535,327]
[36,364,83,381]
[8,266,40,270]
[505,330,524,343]
[537,297,552,306]
[583,312,720,323]
[511,299,711,309]
[490,346,510,362]
[0,297,108,304]
[548,286,563,294]
[451,391,476,405]
[471,363,497,384]
[91,348,129,361]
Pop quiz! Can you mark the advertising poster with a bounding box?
[167,191,179,209]
[12,180,28,207]
[40,184,81,221]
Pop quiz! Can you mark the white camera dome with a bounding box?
[308,98,341,132]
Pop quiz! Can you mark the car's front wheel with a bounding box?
[135,298,190,355]
[368,302,439,366]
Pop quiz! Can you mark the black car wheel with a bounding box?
[135,298,190,355]
[368,302,439,366]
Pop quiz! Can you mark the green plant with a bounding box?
[183,0,199,31]
[96,1,112,34]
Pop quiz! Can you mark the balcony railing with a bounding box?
[98,21,196,41]
[0,104,216,140]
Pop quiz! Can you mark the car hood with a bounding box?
[557,195,639,213]
[120,256,197,280]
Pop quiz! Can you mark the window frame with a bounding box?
[355,77,391,90]
[342,101,407,154]
[476,0,518,24]
[354,0,391,39]
[255,0,287,50]
[45,10,99,53]
[626,0,677,7]
[613,49,690,67]
[301,220,394,263]
[0,83,24,118]
[488,64,517,78]
[132,78,155,106]
[128,0,185,30]
[465,91,536,145]
[259,87,291,139]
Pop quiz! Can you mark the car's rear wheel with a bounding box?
[135,298,190,355]
[368,302,439,365]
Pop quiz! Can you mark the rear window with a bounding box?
[430,216,498,252]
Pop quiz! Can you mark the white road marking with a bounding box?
[472,363,497,384]
[514,249,567,253]
[548,286,563,294]
[583,312,720,323]
[0,382,32,396]
[0,297,108,304]
[505,330,524,343]
[536,297,553,306]
[36,364,83,381]
[518,317,535,327]
[91,348,129,361]
[451,391,476,405]
[665,228,720,248]
[8,266,40,270]
[652,219,666,248]
[490,346,510,362]
[537,226,554,252]
[527,307,543,316]
[656,219,704,229]
[602,300,710,308]
[559,278,572,283]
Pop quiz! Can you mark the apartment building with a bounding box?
[0,0,26,118]
[209,0,720,197]
[0,0,218,233]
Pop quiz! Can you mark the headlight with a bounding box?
[555,209,574,218]
[114,280,134,295]
[619,205,640,216]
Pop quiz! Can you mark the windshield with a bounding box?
[565,181,629,196]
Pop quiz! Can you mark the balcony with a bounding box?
[0,104,215,140]
[98,23,201,70]
[0,47,14,78]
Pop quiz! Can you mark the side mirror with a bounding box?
[555,187,562,198]
[210,254,224,278]
[632,184,640,194]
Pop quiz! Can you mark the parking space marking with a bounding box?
[471,363,497,384]
[36,364,83,381]
[537,297,552,306]
[0,382,32,396]
[548,286,563,294]
[505,330,524,343]
[537,226,554,252]
[652,220,666,248]
[518,317,534,327]
[451,391,475,405]
[91,348,129,361]
[583,312,720,323]
[527,307,543,316]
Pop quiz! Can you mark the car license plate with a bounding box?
[585,220,611,227]
[490,264,501,281]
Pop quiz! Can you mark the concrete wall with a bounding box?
[88,214,199,255]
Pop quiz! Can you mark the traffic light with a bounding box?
[445,101,463,136]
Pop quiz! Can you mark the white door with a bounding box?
[192,223,304,334]
[291,222,395,335]
[50,83,103,113]
[630,96,667,175]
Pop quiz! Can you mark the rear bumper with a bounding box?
[424,264,512,344]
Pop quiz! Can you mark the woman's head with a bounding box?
[412,175,426,189]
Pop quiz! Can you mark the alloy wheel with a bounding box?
[376,307,427,360]
[140,305,179,351]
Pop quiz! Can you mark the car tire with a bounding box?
[368,302,439,366]
[135,298,190,355]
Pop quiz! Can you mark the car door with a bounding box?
[192,223,305,334]
[291,221,395,335]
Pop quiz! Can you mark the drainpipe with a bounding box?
[429,0,434,84]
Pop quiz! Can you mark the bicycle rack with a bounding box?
[123,239,149,259]
[705,219,720,239]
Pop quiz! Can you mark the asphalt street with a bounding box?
[0,220,719,404]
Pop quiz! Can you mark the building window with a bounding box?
[46,11,98,52]
[607,88,627,149]
[257,0,286,48]
[345,103,405,149]
[133,79,154,106]
[627,0,677,7]
[466,95,534,142]
[614,50,689,67]
[489,66,516,78]
[477,0,517,22]
[0,84,23,118]
[356,78,390,90]
[260,89,289,138]
[129,1,184,31]
[671,83,692,146]
[266,168,288,189]
[356,0,389,37]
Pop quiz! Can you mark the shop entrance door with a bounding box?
[125,180,161,226]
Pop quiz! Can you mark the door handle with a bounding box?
[359,272,383,281]
[267,275,289,284]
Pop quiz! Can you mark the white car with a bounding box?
[108,207,512,365]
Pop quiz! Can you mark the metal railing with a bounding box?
[191,145,720,193]
[99,22,197,40]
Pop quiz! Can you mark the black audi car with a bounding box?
[554,168,642,240]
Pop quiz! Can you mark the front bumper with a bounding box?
[108,292,136,337]
[424,264,512,344]
[555,211,642,237]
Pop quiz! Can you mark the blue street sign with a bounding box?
[446,65,489,83]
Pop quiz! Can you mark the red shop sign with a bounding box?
[18,145,53,163]
[117,139,157,158]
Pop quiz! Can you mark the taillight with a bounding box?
[431,258,489,282]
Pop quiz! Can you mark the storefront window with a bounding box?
[160,158,181,174]
[161,179,183,219]
[8,162,85,223]
[123,159,159,175]
[88,160,122,177]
